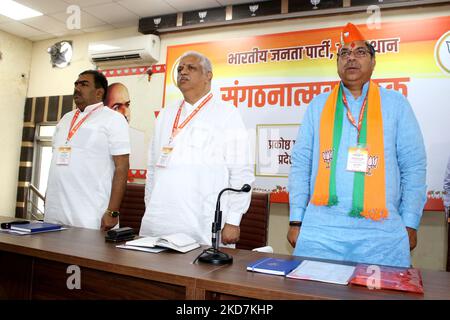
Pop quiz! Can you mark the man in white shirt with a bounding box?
[45,70,130,230]
[140,51,254,246]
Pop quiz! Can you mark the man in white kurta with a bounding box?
[45,70,130,230]
[140,52,254,246]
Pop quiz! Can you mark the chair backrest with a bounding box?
[236,192,270,250]
[119,183,270,249]
[119,183,145,234]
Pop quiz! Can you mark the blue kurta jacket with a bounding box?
[288,82,427,267]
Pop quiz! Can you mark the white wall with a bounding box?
[0,30,32,218]
[27,26,140,97]
[22,4,450,270]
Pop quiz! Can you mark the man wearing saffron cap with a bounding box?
[287,23,426,267]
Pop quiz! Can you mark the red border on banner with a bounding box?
[100,66,150,77]
[424,198,445,211]
[270,191,289,203]
[128,169,146,182]
[151,64,166,73]
[99,64,166,78]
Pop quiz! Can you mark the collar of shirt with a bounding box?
[181,91,212,120]
[342,81,369,107]
[78,102,103,113]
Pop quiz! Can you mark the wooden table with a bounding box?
[1,217,449,300]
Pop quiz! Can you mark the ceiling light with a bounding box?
[0,0,43,20]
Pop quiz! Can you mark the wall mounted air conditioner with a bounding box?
[88,34,160,67]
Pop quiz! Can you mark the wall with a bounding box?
[27,27,140,97]
[411,212,448,270]
[0,30,32,217]
[24,4,450,270]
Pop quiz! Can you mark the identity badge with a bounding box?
[346,145,368,172]
[56,146,72,165]
[156,145,174,168]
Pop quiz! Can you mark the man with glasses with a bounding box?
[287,23,426,267]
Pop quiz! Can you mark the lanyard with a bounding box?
[170,93,213,142]
[341,87,368,142]
[66,104,102,143]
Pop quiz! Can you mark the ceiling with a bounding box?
[0,0,265,41]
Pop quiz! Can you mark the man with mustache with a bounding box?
[288,23,426,267]
[45,70,130,231]
[140,51,254,246]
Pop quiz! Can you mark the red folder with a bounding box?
[350,264,424,294]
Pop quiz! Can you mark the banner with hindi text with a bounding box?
[164,16,450,205]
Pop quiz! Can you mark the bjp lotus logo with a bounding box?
[366,155,379,176]
[322,149,333,168]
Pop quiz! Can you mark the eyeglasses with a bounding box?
[338,47,371,59]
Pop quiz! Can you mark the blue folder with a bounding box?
[247,257,302,276]
[11,222,62,233]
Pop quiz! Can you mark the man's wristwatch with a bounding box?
[289,221,302,227]
[105,209,120,218]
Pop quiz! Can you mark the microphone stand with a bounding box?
[195,185,251,265]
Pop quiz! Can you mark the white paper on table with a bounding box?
[287,260,356,285]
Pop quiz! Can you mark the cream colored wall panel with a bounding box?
[0,30,32,217]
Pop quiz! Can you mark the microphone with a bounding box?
[196,184,251,265]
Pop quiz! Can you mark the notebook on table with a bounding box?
[119,233,200,253]
[247,257,302,276]
[10,221,63,234]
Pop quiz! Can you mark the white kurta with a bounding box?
[140,93,254,245]
[45,103,130,229]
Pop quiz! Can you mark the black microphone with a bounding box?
[211,184,251,251]
[196,184,252,265]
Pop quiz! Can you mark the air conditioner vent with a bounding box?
[92,54,141,62]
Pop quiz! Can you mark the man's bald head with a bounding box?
[104,82,131,122]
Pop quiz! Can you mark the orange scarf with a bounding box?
[311,81,388,221]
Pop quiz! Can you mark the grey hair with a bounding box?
[179,51,212,73]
